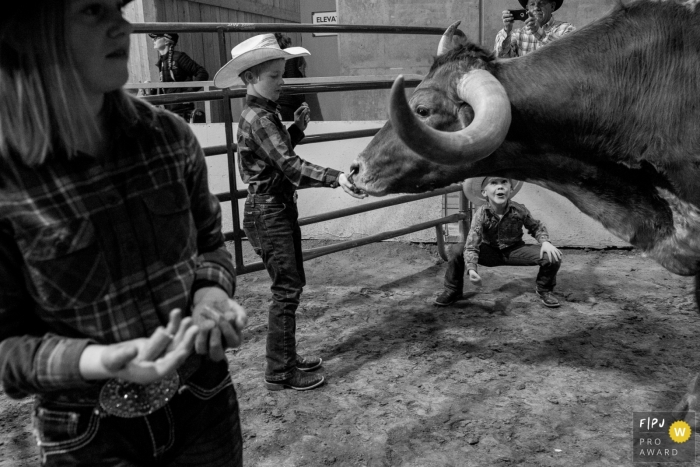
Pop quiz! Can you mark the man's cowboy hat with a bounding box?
[462,177,524,206]
[517,0,564,11]
[213,34,309,89]
[148,33,179,46]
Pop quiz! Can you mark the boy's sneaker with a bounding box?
[535,289,560,308]
[265,369,325,391]
[296,355,322,372]
[434,290,463,306]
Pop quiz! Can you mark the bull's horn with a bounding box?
[389,70,511,165]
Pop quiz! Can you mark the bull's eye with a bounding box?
[415,106,430,117]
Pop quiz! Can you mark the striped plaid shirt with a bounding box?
[237,94,341,195]
[465,201,550,272]
[494,16,575,58]
[0,104,234,399]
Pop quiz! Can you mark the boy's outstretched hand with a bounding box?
[468,269,482,287]
[339,173,368,199]
[540,241,562,263]
[293,102,311,131]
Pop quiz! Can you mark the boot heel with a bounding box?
[265,381,286,391]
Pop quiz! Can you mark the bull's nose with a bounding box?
[349,160,360,177]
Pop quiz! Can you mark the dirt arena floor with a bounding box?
[2,240,700,466]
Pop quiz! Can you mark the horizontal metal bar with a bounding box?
[204,128,382,158]
[235,212,466,275]
[302,213,467,260]
[298,185,464,226]
[216,191,233,203]
[132,23,446,35]
[205,146,231,157]
[126,75,423,90]
[217,178,461,207]
[299,128,382,145]
[124,81,211,89]
[142,90,223,106]
[140,76,423,106]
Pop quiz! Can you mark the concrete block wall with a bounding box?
[336,0,618,120]
[337,0,481,121]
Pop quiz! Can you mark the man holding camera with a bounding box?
[495,0,575,58]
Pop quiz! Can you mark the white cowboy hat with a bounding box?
[213,34,310,89]
[462,177,524,206]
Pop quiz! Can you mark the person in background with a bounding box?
[213,34,366,392]
[146,32,209,122]
[274,32,307,121]
[495,0,575,58]
[0,1,246,465]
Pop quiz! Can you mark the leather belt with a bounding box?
[246,192,297,206]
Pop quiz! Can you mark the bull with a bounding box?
[350,0,700,420]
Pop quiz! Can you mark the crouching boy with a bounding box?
[213,34,366,391]
[435,177,562,307]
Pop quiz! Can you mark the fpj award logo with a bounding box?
[633,412,695,463]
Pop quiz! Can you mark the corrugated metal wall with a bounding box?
[126,0,302,122]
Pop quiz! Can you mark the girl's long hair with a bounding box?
[0,0,144,165]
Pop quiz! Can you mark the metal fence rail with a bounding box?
[137,75,425,106]
[132,23,447,35]
[131,22,470,275]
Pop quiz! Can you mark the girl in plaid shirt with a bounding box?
[1,1,246,465]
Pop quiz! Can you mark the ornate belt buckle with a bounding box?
[99,373,180,418]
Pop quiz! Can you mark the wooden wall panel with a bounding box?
[126,0,157,84]
[199,3,221,122]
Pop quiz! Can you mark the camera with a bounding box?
[508,9,528,21]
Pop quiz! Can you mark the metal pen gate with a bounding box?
[129,22,471,275]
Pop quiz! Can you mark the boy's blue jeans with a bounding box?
[444,242,560,293]
[242,194,305,381]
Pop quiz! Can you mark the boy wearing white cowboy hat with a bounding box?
[435,176,563,307]
[495,0,575,58]
[214,34,366,392]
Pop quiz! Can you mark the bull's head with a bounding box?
[351,44,511,195]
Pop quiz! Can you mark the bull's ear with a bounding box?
[437,20,465,55]
[437,34,452,56]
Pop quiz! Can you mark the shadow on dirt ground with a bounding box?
[1,241,699,466]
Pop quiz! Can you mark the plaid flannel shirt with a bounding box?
[237,94,340,194]
[494,16,575,58]
[465,201,550,272]
[0,105,234,399]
